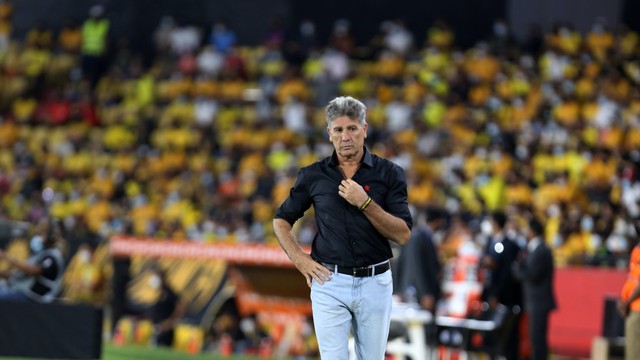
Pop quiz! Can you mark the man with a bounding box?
[480,212,523,360]
[513,218,557,360]
[394,206,446,351]
[273,96,412,360]
[81,5,110,88]
[618,240,640,360]
[148,267,187,347]
[395,206,447,312]
[0,218,65,303]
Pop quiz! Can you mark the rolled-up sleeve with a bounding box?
[274,168,313,226]
[385,164,413,230]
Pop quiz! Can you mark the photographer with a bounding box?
[0,218,65,303]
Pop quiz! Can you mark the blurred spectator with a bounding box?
[19,33,51,97]
[0,0,11,53]
[210,309,245,354]
[37,88,71,125]
[383,19,414,56]
[585,18,614,62]
[209,20,236,54]
[25,20,53,50]
[236,313,270,355]
[169,18,201,56]
[395,206,448,312]
[297,19,317,54]
[426,19,454,50]
[62,242,108,305]
[488,18,517,59]
[153,16,175,55]
[0,218,65,303]
[81,5,110,88]
[479,212,523,360]
[329,19,354,56]
[148,267,187,347]
[281,95,308,135]
[58,18,83,54]
[513,218,557,360]
[196,45,223,77]
[264,17,284,50]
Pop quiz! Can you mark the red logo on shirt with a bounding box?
[364,185,370,191]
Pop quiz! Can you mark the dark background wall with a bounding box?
[622,0,640,33]
[508,0,624,42]
[11,0,289,59]
[287,0,506,49]
[10,0,638,52]
[11,0,503,49]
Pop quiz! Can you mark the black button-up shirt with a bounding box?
[275,147,412,267]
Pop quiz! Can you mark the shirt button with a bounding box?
[352,242,356,245]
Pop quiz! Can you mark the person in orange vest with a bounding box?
[618,240,640,360]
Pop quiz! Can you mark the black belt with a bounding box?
[321,261,390,277]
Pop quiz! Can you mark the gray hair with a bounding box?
[325,96,367,127]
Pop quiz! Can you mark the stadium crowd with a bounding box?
[1,3,640,278]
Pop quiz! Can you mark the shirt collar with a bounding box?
[329,146,373,168]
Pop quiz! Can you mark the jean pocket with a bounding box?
[374,271,392,286]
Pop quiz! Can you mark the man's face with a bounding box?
[327,116,367,159]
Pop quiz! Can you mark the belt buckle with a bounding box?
[353,266,371,277]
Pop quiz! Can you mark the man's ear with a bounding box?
[327,127,332,141]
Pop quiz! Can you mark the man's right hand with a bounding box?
[273,218,332,287]
[292,252,332,287]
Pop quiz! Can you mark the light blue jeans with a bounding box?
[310,268,393,360]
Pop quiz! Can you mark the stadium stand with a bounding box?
[0,2,639,357]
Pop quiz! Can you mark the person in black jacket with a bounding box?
[513,218,557,360]
[394,206,447,349]
[149,268,187,347]
[395,206,447,312]
[480,212,524,360]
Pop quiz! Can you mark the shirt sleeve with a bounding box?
[385,164,413,230]
[274,168,313,226]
